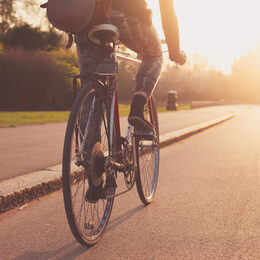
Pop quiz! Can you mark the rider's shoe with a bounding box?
[128,94,154,132]
[128,115,154,132]
[85,184,106,203]
[85,174,117,203]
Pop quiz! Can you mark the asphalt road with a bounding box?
[0,106,259,259]
[0,105,245,181]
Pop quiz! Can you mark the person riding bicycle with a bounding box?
[73,0,187,202]
[75,0,186,132]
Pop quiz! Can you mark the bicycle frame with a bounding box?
[62,25,161,246]
[69,45,157,197]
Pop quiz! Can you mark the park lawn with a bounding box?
[0,111,70,127]
[0,104,190,127]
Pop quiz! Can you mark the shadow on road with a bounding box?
[106,204,144,232]
[13,204,144,260]
[13,241,88,260]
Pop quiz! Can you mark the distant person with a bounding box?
[75,0,186,132]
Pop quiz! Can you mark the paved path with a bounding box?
[0,105,246,181]
[0,106,259,259]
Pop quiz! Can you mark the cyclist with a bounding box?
[75,0,186,132]
[75,0,186,202]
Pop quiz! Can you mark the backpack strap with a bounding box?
[66,33,74,49]
[92,0,113,24]
[40,2,47,8]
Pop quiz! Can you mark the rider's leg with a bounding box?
[75,37,105,156]
[128,56,163,131]
[74,37,108,202]
[111,10,163,130]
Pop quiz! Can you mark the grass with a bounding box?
[0,103,191,127]
[0,111,70,127]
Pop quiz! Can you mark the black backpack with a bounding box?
[41,0,112,47]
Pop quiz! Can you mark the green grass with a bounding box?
[0,111,70,127]
[177,103,192,110]
[0,103,190,127]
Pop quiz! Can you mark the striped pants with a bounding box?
[75,10,163,97]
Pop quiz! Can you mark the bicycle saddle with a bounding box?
[88,23,119,45]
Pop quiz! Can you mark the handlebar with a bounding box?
[116,53,141,65]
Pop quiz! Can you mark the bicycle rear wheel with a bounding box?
[136,97,160,205]
[62,85,116,246]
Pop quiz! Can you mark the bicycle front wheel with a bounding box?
[62,85,115,246]
[136,97,160,205]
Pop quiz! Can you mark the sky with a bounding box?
[147,0,260,74]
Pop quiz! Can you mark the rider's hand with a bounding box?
[170,50,187,65]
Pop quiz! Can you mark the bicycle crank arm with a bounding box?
[106,185,134,199]
[106,158,126,172]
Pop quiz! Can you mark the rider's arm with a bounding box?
[159,0,186,64]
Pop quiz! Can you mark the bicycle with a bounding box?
[62,23,160,246]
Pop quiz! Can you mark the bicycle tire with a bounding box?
[62,85,116,246]
[136,97,160,205]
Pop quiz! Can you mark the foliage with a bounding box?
[51,48,79,68]
[2,24,62,51]
[230,44,260,102]
[154,57,230,105]
[1,0,259,107]
[0,0,16,37]
[0,49,75,111]
[0,0,40,37]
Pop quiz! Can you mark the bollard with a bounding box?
[166,90,178,110]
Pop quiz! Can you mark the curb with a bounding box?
[159,112,236,148]
[0,108,246,214]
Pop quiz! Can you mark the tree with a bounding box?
[231,45,260,102]
[0,0,16,37]
[2,24,62,51]
[0,0,48,38]
[0,49,74,110]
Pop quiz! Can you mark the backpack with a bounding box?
[41,0,113,34]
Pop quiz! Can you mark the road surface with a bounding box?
[0,106,259,259]
[0,105,245,181]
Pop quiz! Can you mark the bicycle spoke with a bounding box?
[63,84,116,245]
[72,178,85,206]
[76,180,86,226]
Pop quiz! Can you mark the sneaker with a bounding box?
[85,184,106,203]
[85,174,117,203]
[128,94,154,132]
[128,115,154,132]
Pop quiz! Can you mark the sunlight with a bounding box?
[16,0,260,74]
[147,0,260,73]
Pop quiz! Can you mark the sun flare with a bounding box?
[147,0,260,73]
